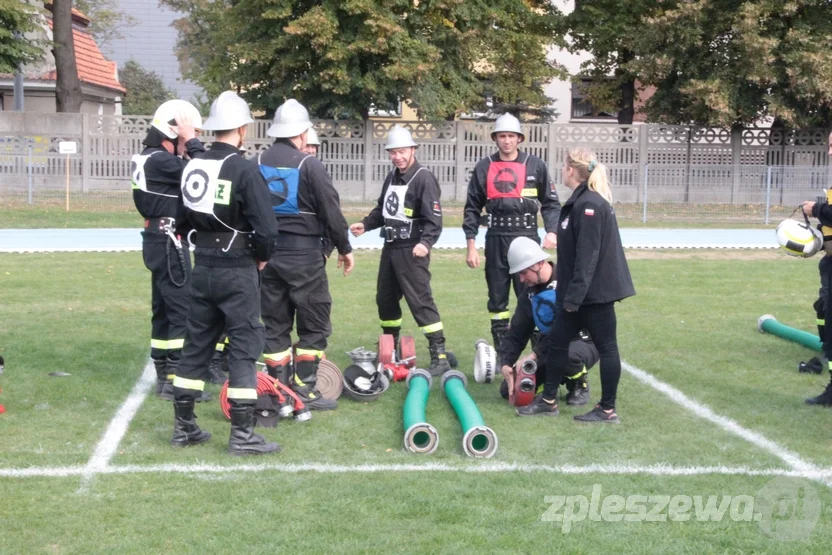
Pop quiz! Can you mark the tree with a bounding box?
[631,0,832,128]
[162,0,563,120]
[120,59,177,115]
[51,0,83,113]
[74,0,137,52]
[558,0,661,125]
[0,0,44,73]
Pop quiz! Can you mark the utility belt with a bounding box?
[382,220,423,242]
[192,231,254,250]
[487,213,536,230]
[144,217,176,234]
[275,232,322,250]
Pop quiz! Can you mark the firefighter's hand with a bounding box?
[803,201,816,216]
[466,244,480,268]
[501,364,514,395]
[257,260,267,271]
[349,223,365,237]
[338,252,354,276]
[172,112,196,142]
[543,232,557,249]
[413,243,429,257]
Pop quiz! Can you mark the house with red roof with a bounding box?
[0,3,125,114]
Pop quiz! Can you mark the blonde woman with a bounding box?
[517,148,635,422]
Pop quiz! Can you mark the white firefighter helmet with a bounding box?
[267,99,313,138]
[306,127,321,146]
[201,91,254,131]
[491,113,524,142]
[385,126,418,150]
[151,99,203,139]
[775,218,822,258]
[508,236,549,274]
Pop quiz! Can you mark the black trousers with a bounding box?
[816,255,832,341]
[500,339,599,399]
[142,236,190,362]
[377,246,442,332]
[822,257,832,365]
[261,249,332,356]
[544,302,621,410]
[484,233,538,316]
[174,264,263,403]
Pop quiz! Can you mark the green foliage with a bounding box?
[161,0,563,120]
[631,0,832,127]
[0,0,44,73]
[120,59,177,115]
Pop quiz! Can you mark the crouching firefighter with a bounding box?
[171,91,280,455]
[350,126,452,376]
[463,114,561,362]
[131,99,208,401]
[499,237,599,410]
[258,99,354,411]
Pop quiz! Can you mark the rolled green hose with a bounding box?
[758,314,822,352]
[441,370,498,458]
[403,368,438,454]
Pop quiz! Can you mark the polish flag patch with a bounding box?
[585,208,595,216]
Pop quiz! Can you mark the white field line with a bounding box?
[3,462,832,480]
[621,361,826,481]
[77,359,155,489]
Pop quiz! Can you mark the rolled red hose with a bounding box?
[219,372,304,419]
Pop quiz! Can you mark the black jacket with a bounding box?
[259,139,352,255]
[361,161,443,249]
[462,151,561,239]
[499,262,557,366]
[556,182,635,311]
[176,142,279,267]
[132,139,205,221]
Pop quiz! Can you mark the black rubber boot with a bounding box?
[565,371,590,406]
[292,354,337,410]
[426,333,452,377]
[171,399,212,447]
[491,319,509,367]
[228,402,280,456]
[805,372,832,406]
[265,356,295,416]
[207,349,229,385]
[153,357,170,397]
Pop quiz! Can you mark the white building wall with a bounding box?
[546,0,593,123]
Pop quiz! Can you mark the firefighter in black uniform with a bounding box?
[131,99,206,400]
[258,99,354,411]
[171,91,280,455]
[519,148,635,423]
[350,126,451,376]
[803,142,832,405]
[463,113,561,359]
[499,237,598,408]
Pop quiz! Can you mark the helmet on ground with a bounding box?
[776,218,822,258]
[201,91,254,131]
[491,113,524,142]
[385,126,418,150]
[267,99,313,138]
[306,127,321,146]
[151,100,203,139]
[342,364,389,401]
[508,236,549,274]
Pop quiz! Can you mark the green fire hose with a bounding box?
[403,368,439,454]
[441,370,498,458]
[758,314,822,352]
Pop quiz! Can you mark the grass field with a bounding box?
[1,249,832,553]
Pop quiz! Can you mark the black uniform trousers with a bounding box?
[816,255,832,341]
[485,233,539,316]
[822,257,832,367]
[261,249,332,355]
[174,264,264,402]
[544,302,621,410]
[142,234,190,362]
[377,246,442,331]
[500,339,599,399]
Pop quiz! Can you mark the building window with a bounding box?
[571,79,618,120]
